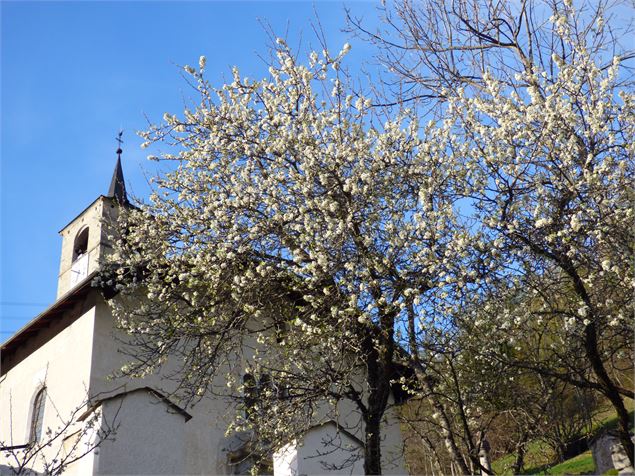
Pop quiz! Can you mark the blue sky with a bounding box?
[0,0,380,342]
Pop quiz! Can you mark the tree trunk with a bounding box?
[478,439,492,476]
[364,415,383,475]
[511,433,529,474]
[513,446,526,474]
[360,323,393,475]
[557,260,634,467]
[555,443,566,464]
[417,370,471,475]
[584,322,635,467]
[406,304,470,475]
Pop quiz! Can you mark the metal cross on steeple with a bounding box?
[116,130,124,157]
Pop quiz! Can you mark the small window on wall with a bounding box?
[29,387,46,443]
[72,227,89,262]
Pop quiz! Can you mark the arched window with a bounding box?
[72,227,89,262]
[29,387,46,443]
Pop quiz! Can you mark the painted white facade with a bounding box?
[0,165,408,475]
[272,408,406,476]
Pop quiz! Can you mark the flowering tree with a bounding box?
[350,0,634,463]
[105,41,479,474]
[445,24,634,468]
[108,1,634,471]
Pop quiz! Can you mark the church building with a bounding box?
[0,153,407,475]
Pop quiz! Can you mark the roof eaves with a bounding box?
[0,271,98,353]
[78,386,192,422]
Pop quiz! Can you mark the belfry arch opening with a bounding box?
[72,227,89,262]
[69,227,90,287]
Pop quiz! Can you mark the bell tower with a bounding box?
[56,140,128,299]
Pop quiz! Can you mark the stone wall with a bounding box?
[590,431,635,475]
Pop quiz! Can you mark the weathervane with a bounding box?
[116,130,124,158]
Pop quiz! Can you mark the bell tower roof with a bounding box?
[107,156,127,203]
[107,131,128,203]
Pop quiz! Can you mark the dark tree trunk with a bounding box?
[584,322,634,467]
[511,433,529,474]
[360,321,393,475]
[554,257,635,467]
[365,415,383,475]
[513,445,526,474]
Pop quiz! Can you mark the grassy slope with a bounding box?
[540,451,595,475]
[492,440,554,475]
[492,404,634,475]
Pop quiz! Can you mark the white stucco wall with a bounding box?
[272,408,407,476]
[277,413,407,476]
[274,440,300,476]
[62,413,101,476]
[88,297,240,475]
[93,389,187,475]
[0,291,238,475]
[283,375,407,475]
[0,297,96,474]
[296,423,364,475]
